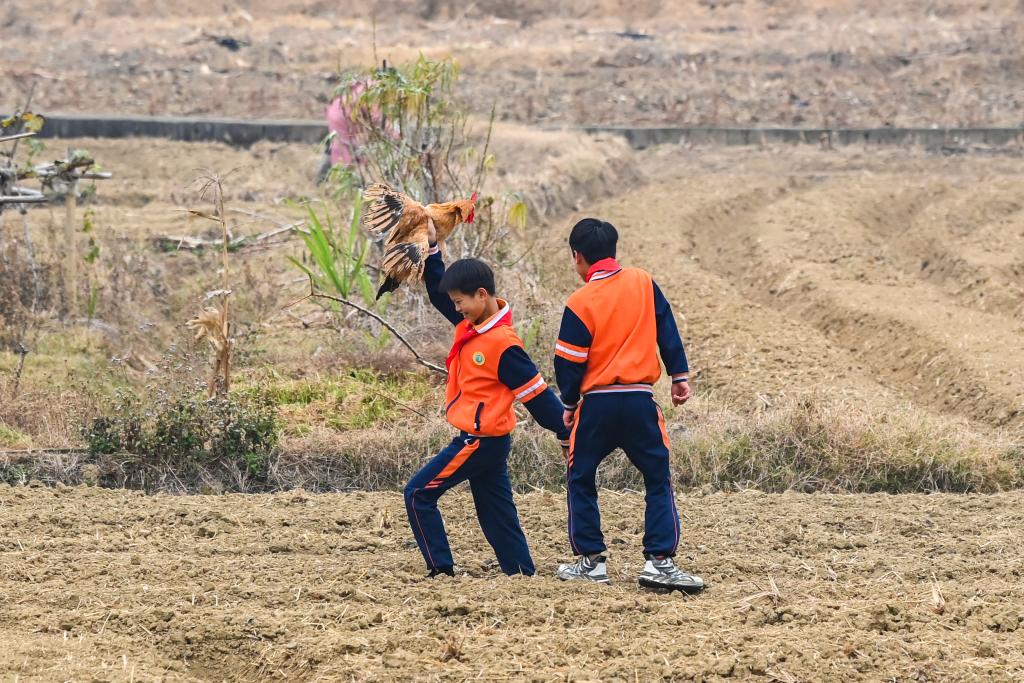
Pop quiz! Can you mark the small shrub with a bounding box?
[289,200,379,308]
[82,385,280,489]
[208,390,280,477]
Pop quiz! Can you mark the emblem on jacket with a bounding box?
[472,351,485,365]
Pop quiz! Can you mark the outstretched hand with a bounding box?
[427,218,437,244]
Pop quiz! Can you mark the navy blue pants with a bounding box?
[404,433,535,576]
[567,392,680,557]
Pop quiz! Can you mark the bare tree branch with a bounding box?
[0,132,37,144]
[286,277,447,375]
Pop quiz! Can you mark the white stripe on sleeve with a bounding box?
[515,377,546,400]
[555,343,588,359]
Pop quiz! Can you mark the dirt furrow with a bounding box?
[612,157,1024,431]
[589,178,892,411]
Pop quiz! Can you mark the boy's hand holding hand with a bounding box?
[563,408,576,430]
[671,377,692,406]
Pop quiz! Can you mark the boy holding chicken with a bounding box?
[553,218,704,593]
[403,221,569,577]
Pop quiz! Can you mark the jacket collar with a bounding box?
[472,298,511,333]
[585,257,622,282]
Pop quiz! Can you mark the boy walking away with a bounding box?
[404,227,569,578]
[553,218,704,593]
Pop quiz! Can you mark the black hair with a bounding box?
[568,218,618,263]
[439,258,496,296]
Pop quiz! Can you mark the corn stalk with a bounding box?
[287,198,377,307]
[185,172,233,397]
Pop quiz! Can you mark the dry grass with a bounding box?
[4,378,1020,494]
[674,395,1023,493]
[5,0,1023,129]
[486,124,640,221]
[2,137,1022,496]
[0,375,97,450]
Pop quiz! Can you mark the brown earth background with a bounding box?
[2,1,1024,681]
[3,0,1024,127]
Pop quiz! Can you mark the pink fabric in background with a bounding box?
[326,79,392,167]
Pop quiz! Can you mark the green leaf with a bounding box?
[82,209,95,234]
[23,113,45,133]
[357,267,377,306]
[83,242,100,264]
[286,255,325,292]
[507,196,529,231]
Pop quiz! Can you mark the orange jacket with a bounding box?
[554,265,688,407]
[444,302,541,436]
[424,249,570,440]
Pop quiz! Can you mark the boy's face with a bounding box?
[448,288,490,325]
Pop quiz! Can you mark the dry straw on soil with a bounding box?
[2,484,1022,681]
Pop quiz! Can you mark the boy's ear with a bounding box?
[476,287,490,299]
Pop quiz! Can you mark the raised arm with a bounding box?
[423,243,463,326]
[498,345,570,443]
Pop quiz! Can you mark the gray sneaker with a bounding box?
[638,554,705,594]
[556,554,610,583]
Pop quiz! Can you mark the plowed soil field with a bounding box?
[3,0,1023,128]
[3,485,1023,681]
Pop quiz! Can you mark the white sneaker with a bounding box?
[556,554,610,583]
[638,554,705,594]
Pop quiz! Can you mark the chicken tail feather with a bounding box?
[376,276,400,300]
[376,241,426,299]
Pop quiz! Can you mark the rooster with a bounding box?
[362,183,478,299]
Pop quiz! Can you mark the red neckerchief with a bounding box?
[445,300,513,373]
[585,257,621,282]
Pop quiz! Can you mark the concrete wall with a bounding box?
[12,114,1024,151]
[31,114,326,146]
[583,126,1024,150]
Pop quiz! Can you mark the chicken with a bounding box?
[362,183,478,299]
